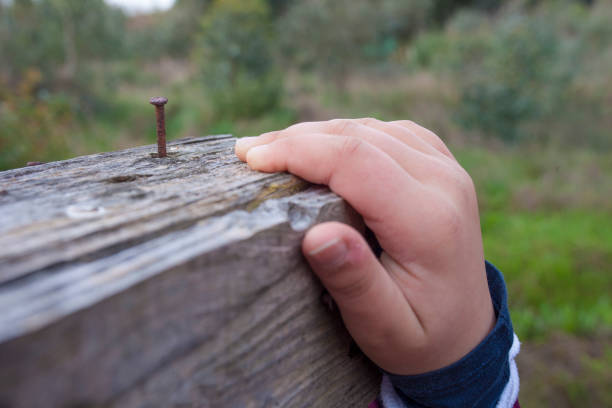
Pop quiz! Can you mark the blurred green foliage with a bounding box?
[1,1,611,405]
[195,0,282,119]
[469,147,612,407]
[409,1,612,144]
[0,0,129,169]
[0,69,72,166]
[2,0,609,159]
[457,143,612,338]
[0,0,125,89]
[279,0,429,88]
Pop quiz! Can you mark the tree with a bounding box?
[0,0,125,89]
[162,0,211,57]
[279,0,431,89]
[447,5,579,142]
[194,0,282,118]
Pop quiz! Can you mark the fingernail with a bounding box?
[236,136,256,151]
[246,144,271,169]
[308,237,348,267]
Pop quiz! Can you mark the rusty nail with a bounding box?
[149,96,168,158]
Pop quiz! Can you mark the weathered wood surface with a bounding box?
[0,135,380,408]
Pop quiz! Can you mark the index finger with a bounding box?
[244,133,427,251]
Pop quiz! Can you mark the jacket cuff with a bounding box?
[382,261,517,408]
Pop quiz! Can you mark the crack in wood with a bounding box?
[0,135,379,407]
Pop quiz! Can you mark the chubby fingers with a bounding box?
[286,119,444,157]
[235,132,279,161]
[243,132,419,227]
[235,118,450,161]
[391,120,455,159]
[237,122,455,184]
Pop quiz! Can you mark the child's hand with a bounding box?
[235,119,495,375]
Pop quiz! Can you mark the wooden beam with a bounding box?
[0,136,380,407]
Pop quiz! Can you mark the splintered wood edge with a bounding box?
[0,187,348,343]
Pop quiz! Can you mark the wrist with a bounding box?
[382,261,517,408]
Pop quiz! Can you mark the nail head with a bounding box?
[149,96,168,106]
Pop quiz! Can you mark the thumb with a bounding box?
[302,222,422,370]
[303,222,387,303]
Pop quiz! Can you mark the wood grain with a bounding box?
[0,136,380,407]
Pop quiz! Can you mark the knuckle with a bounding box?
[438,203,462,237]
[455,166,476,193]
[439,166,476,212]
[396,119,453,157]
[427,131,445,147]
[285,123,300,132]
[394,119,416,128]
[330,271,374,300]
[428,133,452,155]
[338,135,364,157]
[268,130,281,139]
[356,117,379,127]
[328,118,353,135]
[284,122,307,134]
[460,171,477,206]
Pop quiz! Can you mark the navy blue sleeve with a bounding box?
[383,261,515,408]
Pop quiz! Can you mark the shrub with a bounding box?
[408,1,612,147]
[194,0,282,120]
[279,0,431,89]
[0,70,73,170]
[450,7,575,142]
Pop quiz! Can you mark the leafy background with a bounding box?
[1,0,610,405]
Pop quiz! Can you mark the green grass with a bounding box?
[453,145,612,340]
[482,210,612,339]
[454,141,612,405]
